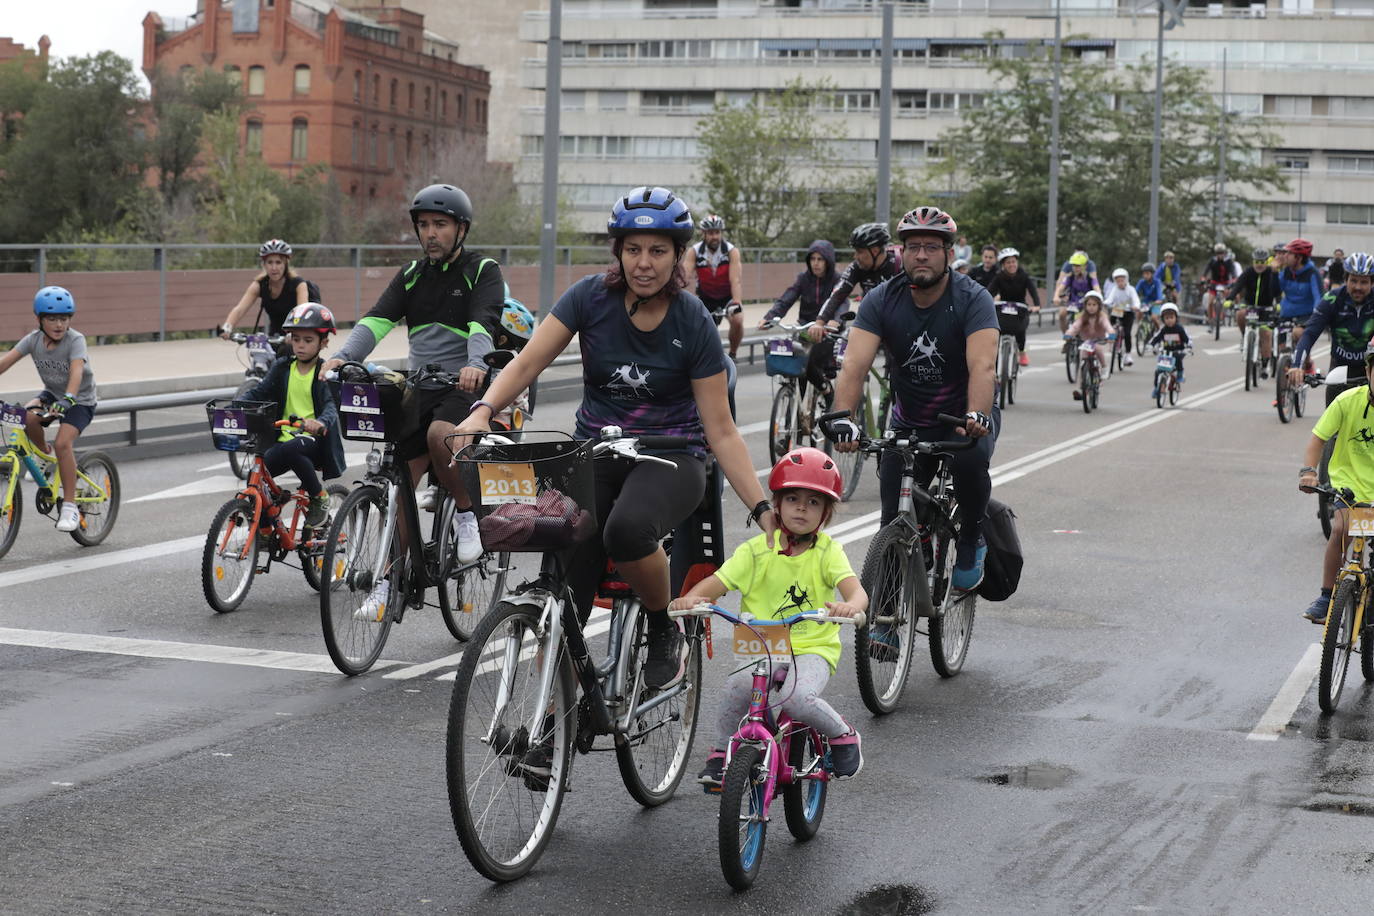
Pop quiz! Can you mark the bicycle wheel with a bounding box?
[447,600,575,882]
[201,497,259,613]
[1136,319,1152,356]
[824,394,866,503]
[1294,377,1308,418]
[1168,377,1179,406]
[997,339,1011,410]
[1155,372,1166,409]
[1362,614,1374,683]
[300,484,349,592]
[68,451,120,547]
[0,455,23,560]
[227,379,258,481]
[437,497,509,641]
[1318,579,1358,713]
[782,728,827,842]
[854,523,918,715]
[1007,351,1018,406]
[1080,366,1093,414]
[1064,342,1078,383]
[768,382,797,465]
[1275,355,1293,423]
[718,743,769,891]
[929,509,977,678]
[615,611,703,807]
[319,484,397,676]
[1243,330,1256,392]
[1211,305,1221,341]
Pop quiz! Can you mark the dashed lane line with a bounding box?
[1247,643,1321,741]
[0,536,203,590]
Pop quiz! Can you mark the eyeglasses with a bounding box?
[904,243,948,255]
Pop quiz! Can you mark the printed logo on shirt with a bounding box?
[903,331,946,383]
[779,584,811,614]
[672,338,682,348]
[1351,427,1374,446]
[603,362,654,399]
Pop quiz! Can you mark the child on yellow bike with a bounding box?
[668,447,869,788]
[1297,343,1374,624]
[0,286,97,532]
[239,304,346,527]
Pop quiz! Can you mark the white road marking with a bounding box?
[1204,345,1239,356]
[1247,643,1322,741]
[0,626,400,674]
[0,536,203,590]
[736,419,769,436]
[128,476,242,504]
[196,451,370,474]
[433,615,614,681]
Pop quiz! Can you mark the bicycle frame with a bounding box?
[220,455,311,559]
[1334,527,1370,637]
[887,447,959,618]
[2,421,109,510]
[725,660,827,824]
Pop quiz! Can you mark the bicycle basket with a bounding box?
[765,337,807,378]
[329,369,417,443]
[205,399,277,454]
[454,432,597,553]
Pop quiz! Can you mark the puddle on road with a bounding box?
[836,884,935,916]
[982,763,1075,789]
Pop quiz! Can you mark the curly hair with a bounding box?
[602,237,691,298]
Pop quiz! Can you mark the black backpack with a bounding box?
[978,498,1023,602]
[304,278,323,304]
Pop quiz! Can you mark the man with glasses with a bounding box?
[824,205,999,592]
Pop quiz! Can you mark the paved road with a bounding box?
[2,327,1371,914]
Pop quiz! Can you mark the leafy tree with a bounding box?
[148,66,244,208]
[696,80,836,247]
[931,37,1283,278]
[0,52,148,243]
[790,169,926,252]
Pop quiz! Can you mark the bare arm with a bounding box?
[457,313,575,433]
[222,279,263,334]
[64,359,84,398]
[0,347,24,376]
[963,327,997,433]
[728,247,744,303]
[826,574,869,618]
[831,327,880,419]
[668,573,728,609]
[296,278,310,305]
[693,370,776,548]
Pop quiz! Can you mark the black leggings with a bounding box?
[566,453,707,622]
[997,312,1029,352]
[1116,311,1135,353]
[878,410,999,544]
[263,435,325,495]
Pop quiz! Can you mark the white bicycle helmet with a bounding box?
[997,247,1020,263]
[259,238,292,259]
[1111,267,1129,280]
[1160,302,1179,317]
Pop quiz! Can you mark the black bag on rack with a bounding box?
[978,498,1023,602]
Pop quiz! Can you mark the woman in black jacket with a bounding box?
[760,240,840,393]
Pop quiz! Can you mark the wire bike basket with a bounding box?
[453,432,597,553]
[205,399,277,454]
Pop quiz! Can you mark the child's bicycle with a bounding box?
[201,399,347,612]
[1074,337,1111,414]
[669,602,862,891]
[225,332,285,480]
[0,402,120,560]
[1152,344,1191,409]
[1299,483,1374,713]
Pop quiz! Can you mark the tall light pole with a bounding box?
[1147,1,1184,266]
[1045,0,1062,282]
[537,0,563,316]
[875,2,894,223]
[1215,48,1228,246]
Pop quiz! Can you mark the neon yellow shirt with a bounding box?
[1313,385,1374,502]
[714,531,857,673]
[280,361,317,442]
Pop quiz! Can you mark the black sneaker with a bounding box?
[697,752,725,792]
[828,731,863,779]
[643,624,685,689]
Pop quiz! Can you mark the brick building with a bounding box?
[0,35,50,67]
[142,0,489,208]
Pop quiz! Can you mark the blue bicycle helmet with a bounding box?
[500,297,536,345]
[34,286,75,316]
[607,187,694,244]
[1344,252,1373,277]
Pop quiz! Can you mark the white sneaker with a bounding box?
[353,580,391,622]
[55,501,80,532]
[417,486,438,512]
[453,510,482,564]
[1124,353,1135,367]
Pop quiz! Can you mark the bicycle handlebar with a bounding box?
[817,409,977,454]
[668,602,866,630]
[230,332,286,346]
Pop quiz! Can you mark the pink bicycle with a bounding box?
[670,603,862,891]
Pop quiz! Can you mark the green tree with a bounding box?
[791,170,926,252]
[696,80,836,247]
[0,52,148,243]
[148,66,244,208]
[932,37,1283,278]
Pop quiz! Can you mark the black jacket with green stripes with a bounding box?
[333,249,504,385]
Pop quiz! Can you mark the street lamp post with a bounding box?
[1046,0,1062,282]
[538,0,563,317]
[1147,1,1184,266]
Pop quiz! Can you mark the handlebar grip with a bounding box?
[819,409,851,424]
[936,413,968,427]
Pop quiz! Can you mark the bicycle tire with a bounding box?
[1080,366,1092,414]
[69,451,120,547]
[1007,353,1018,406]
[447,600,575,882]
[319,484,396,676]
[824,394,866,503]
[0,456,22,560]
[768,383,797,465]
[1211,308,1221,341]
[1242,329,1256,392]
[997,339,1011,410]
[1136,319,1152,356]
[227,378,258,481]
[1362,615,1374,683]
[782,729,827,842]
[1317,578,1358,713]
[1294,378,1308,418]
[718,743,768,891]
[436,495,509,642]
[300,484,349,592]
[929,502,976,678]
[1275,355,1293,423]
[1168,378,1179,406]
[854,523,919,715]
[1155,372,1166,409]
[1064,343,1078,384]
[615,611,702,807]
[201,497,259,613]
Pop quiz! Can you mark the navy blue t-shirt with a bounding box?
[854,271,998,427]
[550,275,726,452]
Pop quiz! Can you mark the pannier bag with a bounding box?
[978,497,1023,601]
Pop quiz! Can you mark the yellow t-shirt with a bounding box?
[280,361,317,442]
[1313,385,1374,502]
[714,531,857,673]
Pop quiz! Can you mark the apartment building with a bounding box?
[144,0,490,207]
[515,0,1374,254]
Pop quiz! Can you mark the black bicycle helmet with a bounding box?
[849,222,891,250]
[281,303,337,335]
[409,184,473,226]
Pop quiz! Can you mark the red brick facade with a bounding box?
[142,0,489,207]
[0,35,50,67]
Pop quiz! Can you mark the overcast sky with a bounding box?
[5,1,200,91]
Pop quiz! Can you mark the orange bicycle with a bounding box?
[200,399,345,613]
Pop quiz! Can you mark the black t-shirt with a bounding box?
[986,267,1041,308]
[1328,258,1347,287]
[967,263,998,289]
[256,275,308,334]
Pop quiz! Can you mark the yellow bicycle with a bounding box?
[1304,483,1374,713]
[0,402,120,559]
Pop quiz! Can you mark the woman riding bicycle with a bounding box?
[452,186,777,688]
[986,247,1041,367]
[220,239,314,339]
[760,239,840,397]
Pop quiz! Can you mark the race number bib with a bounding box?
[1156,354,1175,370]
[1348,507,1374,537]
[339,383,381,414]
[1000,304,1023,316]
[212,408,247,437]
[768,339,795,357]
[344,414,384,440]
[1110,307,1126,318]
[478,462,537,505]
[733,625,792,659]
[246,333,273,355]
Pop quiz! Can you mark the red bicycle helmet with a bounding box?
[896,206,958,243]
[1285,238,1314,258]
[768,447,842,502]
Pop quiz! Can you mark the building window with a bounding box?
[224,65,242,87]
[369,125,378,166]
[1329,96,1374,119]
[561,90,586,112]
[247,66,265,97]
[478,98,487,125]
[390,79,398,109]
[405,129,413,166]
[372,74,380,104]
[291,118,308,160]
[1275,151,1311,171]
[1272,202,1307,222]
[245,119,263,155]
[353,70,361,101]
[522,135,543,157]
[424,86,432,113]
[388,127,396,169]
[1270,95,1313,117]
[1330,204,1374,225]
[600,91,627,112]
[440,91,447,119]
[408,82,415,110]
[1329,154,1374,174]
[456,94,465,122]
[293,65,311,96]
[351,121,361,163]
